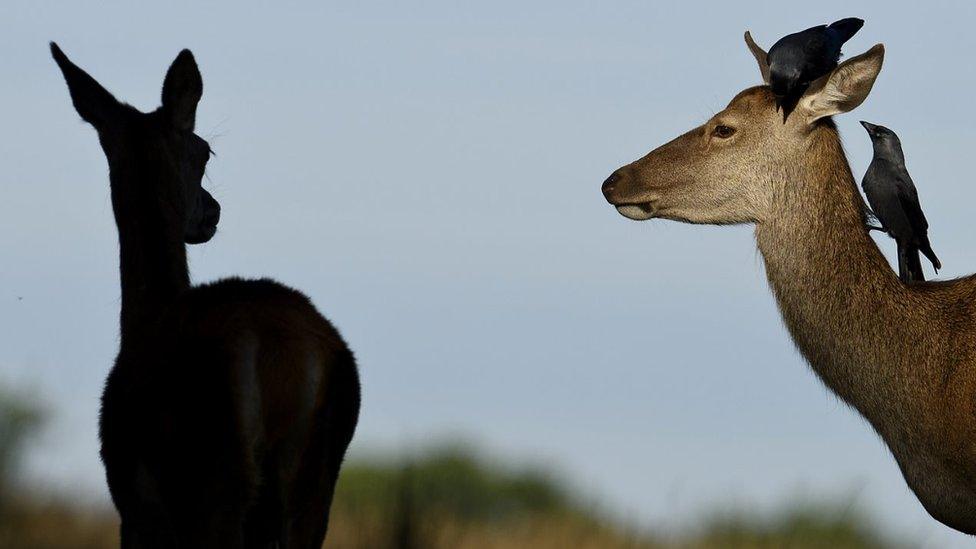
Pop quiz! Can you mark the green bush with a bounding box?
[0,385,44,504]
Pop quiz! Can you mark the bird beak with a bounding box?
[860,120,878,135]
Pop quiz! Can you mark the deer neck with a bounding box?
[111,170,191,342]
[753,126,928,423]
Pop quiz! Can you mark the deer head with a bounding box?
[51,43,221,245]
[601,35,884,226]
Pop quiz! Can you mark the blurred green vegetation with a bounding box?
[688,503,894,549]
[334,441,573,522]
[328,441,608,548]
[0,384,43,507]
[0,394,905,548]
[326,441,902,549]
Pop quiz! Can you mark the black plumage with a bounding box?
[860,121,941,283]
[767,18,864,108]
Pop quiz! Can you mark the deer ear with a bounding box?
[744,31,770,84]
[798,44,884,123]
[50,42,122,129]
[161,49,203,131]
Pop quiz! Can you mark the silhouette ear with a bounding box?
[744,31,770,85]
[161,50,202,131]
[798,44,884,123]
[50,42,122,129]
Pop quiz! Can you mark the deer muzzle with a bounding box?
[602,169,658,221]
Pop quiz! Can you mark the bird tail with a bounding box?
[907,246,926,283]
[828,18,865,44]
[897,243,926,283]
[919,239,941,272]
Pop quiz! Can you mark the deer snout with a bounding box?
[602,171,622,201]
[601,168,657,221]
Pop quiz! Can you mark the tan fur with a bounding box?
[603,39,976,534]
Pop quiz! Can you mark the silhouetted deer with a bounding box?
[51,43,360,548]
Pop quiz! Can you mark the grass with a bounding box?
[325,441,656,548]
[0,496,118,549]
[0,403,904,549]
[323,441,899,549]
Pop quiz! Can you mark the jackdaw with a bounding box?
[767,18,864,110]
[860,121,941,283]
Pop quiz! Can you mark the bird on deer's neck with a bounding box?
[860,121,941,283]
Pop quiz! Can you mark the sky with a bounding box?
[2,1,976,546]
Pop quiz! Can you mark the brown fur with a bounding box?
[602,40,976,534]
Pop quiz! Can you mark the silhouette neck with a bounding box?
[111,171,190,340]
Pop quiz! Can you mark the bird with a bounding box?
[860,121,941,283]
[767,17,864,111]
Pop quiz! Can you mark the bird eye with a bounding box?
[713,125,736,139]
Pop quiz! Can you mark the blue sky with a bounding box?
[3,1,976,546]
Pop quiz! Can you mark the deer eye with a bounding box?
[713,125,736,139]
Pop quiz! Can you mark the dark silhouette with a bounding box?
[767,17,863,113]
[860,121,940,282]
[51,43,360,548]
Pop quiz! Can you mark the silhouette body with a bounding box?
[52,43,360,548]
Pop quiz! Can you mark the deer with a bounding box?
[51,43,360,548]
[601,36,976,534]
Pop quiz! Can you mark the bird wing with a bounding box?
[799,31,840,78]
[894,175,930,235]
[863,166,914,238]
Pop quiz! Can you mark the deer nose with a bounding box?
[602,171,621,199]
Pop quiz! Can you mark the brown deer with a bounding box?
[51,43,360,548]
[602,37,976,534]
